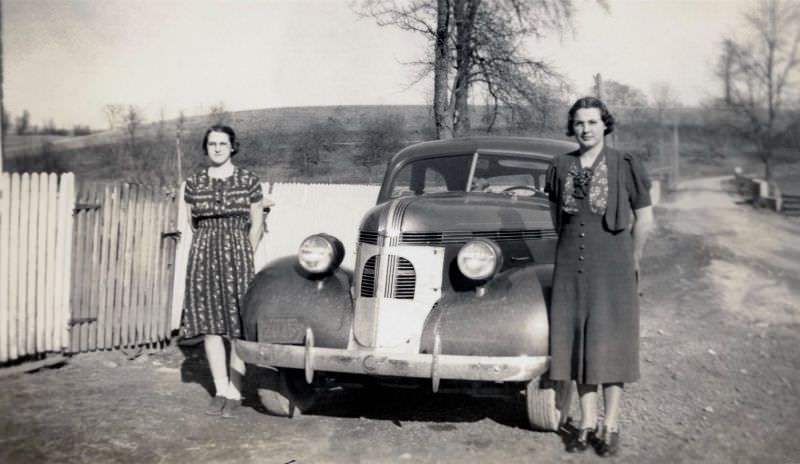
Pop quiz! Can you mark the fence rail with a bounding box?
[0,172,75,363]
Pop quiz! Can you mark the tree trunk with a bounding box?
[433,0,453,140]
[452,0,478,137]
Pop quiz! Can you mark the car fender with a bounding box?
[421,264,553,357]
[241,256,353,348]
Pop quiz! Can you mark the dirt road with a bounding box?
[1,176,799,464]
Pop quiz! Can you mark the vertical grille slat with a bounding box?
[359,256,378,297]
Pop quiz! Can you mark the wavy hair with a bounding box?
[201,125,240,156]
[565,97,615,137]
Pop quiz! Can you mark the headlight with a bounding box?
[457,238,503,281]
[298,234,345,275]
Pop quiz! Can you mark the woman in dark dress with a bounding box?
[545,98,654,456]
[183,125,264,418]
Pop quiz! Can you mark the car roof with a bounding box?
[390,136,578,164]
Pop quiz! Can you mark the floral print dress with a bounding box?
[182,167,263,339]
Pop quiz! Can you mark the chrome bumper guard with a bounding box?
[235,329,549,392]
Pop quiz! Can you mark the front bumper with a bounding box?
[235,329,549,391]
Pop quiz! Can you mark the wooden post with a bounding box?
[672,117,680,189]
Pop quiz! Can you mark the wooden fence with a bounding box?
[69,182,179,353]
[0,172,75,363]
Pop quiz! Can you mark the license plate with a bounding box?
[258,317,305,344]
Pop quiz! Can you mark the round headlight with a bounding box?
[457,239,503,281]
[298,234,344,274]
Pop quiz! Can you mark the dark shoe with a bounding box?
[566,428,593,453]
[221,398,242,419]
[595,427,620,457]
[204,395,226,416]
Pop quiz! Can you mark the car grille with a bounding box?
[399,228,557,245]
[359,255,415,299]
[359,230,379,245]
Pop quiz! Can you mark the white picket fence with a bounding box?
[0,172,75,362]
[170,182,381,330]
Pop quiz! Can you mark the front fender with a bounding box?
[421,264,552,357]
[241,256,353,348]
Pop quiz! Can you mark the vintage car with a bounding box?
[235,136,577,430]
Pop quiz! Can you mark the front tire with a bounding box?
[525,378,572,431]
[256,368,318,417]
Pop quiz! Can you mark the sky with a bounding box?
[2,0,754,130]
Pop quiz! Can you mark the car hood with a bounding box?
[360,193,553,234]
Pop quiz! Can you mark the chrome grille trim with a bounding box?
[359,231,378,245]
[393,258,415,299]
[358,254,416,300]
[360,256,378,297]
[398,228,557,245]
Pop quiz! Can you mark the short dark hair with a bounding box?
[201,125,240,156]
[565,97,615,137]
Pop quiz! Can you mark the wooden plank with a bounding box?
[18,173,31,357]
[138,187,154,345]
[128,185,147,346]
[44,174,58,352]
[0,174,10,362]
[58,173,76,350]
[139,189,156,345]
[156,196,173,342]
[114,183,134,348]
[7,174,21,361]
[35,174,47,352]
[122,184,141,347]
[77,182,90,352]
[103,184,121,349]
[154,195,171,342]
[160,198,178,341]
[69,182,86,352]
[96,184,114,350]
[149,199,164,343]
[162,200,177,339]
[86,185,102,351]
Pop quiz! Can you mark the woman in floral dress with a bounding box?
[546,98,654,456]
[183,125,264,418]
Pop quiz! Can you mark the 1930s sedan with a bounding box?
[235,136,577,430]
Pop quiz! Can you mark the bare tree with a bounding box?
[715,0,800,180]
[651,82,681,125]
[209,101,230,126]
[102,104,125,130]
[358,0,579,139]
[123,105,144,150]
[15,110,30,135]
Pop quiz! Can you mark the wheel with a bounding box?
[525,377,573,431]
[256,367,318,417]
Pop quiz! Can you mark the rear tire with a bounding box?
[525,377,572,431]
[256,368,318,417]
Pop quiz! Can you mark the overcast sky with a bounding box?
[2,0,752,129]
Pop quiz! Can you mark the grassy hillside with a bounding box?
[3,104,797,189]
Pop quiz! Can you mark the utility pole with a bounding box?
[593,73,615,148]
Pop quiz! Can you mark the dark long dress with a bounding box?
[546,148,651,384]
[182,167,263,339]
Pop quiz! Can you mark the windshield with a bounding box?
[387,153,551,199]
